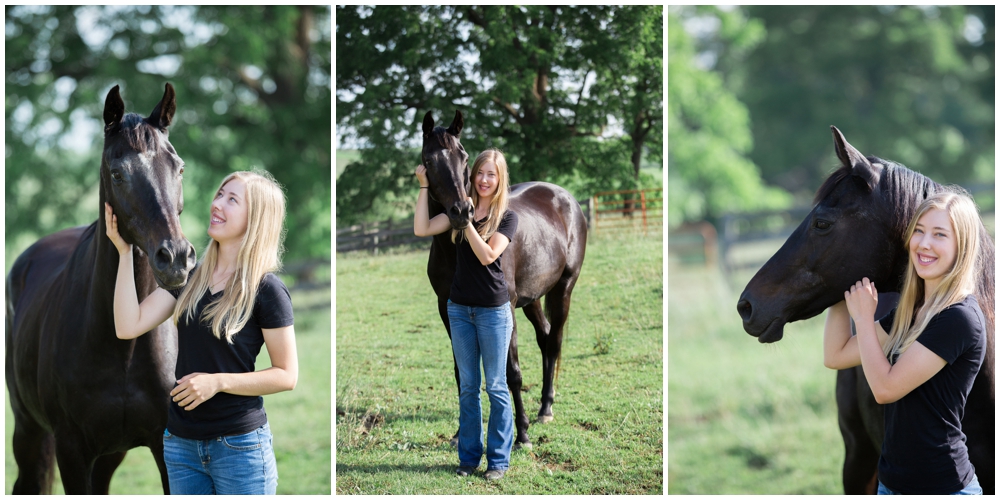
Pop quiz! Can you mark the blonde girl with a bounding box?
[823,188,985,495]
[414,148,518,481]
[106,170,297,495]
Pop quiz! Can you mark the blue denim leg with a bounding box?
[448,301,485,468]
[162,424,278,495]
[478,304,514,471]
[877,481,900,495]
[953,474,982,495]
[447,300,514,471]
[163,428,216,495]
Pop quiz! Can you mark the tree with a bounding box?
[335,5,663,224]
[667,9,791,227]
[731,6,994,194]
[5,6,331,263]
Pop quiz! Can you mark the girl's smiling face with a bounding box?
[207,178,249,244]
[474,161,498,199]
[908,207,957,292]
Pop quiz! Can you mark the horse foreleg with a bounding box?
[149,438,172,494]
[506,304,531,449]
[53,432,96,494]
[10,414,56,494]
[91,451,126,494]
[836,368,880,494]
[437,297,461,447]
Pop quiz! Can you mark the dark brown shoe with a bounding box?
[456,466,475,477]
[485,469,505,481]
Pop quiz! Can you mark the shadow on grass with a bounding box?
[336,405,457,425]
[336,463,457,475]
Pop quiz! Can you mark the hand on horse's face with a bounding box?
[104,202,132,255]
[415,165,429,188]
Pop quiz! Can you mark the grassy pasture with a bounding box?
[667,257,844,494]
[335,231,663,494]
[4,286,332,494]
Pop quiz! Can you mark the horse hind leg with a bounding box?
[533,273,578,425]
[505,303,531,449]
[523,299,555,423]
[11,416,56,494]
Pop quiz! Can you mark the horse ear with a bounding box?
[103,85,125,133]
[147,83,176,130]
[446,110,463,137]
[831,125,878,191]
[422,111,434,138]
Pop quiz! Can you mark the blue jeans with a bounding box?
[447,300,514,471]
[163,423,278,495]
[877,474,982,495]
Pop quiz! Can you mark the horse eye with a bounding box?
[111,170,123,184]
[814,219,831,230]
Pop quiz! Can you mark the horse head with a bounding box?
[737,126,914,343]
[421,110,473,230]
[101,83,196,290]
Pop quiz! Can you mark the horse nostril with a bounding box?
[153,246,174,272]
[737,299,753,322]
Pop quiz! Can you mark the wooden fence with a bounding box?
[591,188,663,234]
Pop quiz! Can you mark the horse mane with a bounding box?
[813,156,939,239]
[110,113,162,155]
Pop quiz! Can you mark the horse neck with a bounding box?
[92,190,160,329]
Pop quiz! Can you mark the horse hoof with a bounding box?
[536,415,554,424]
[449,436,458,448]
[514,441,532,451]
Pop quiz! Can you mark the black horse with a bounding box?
[420,111,587,448]
[6,83,195,494]
[737,126,994,494]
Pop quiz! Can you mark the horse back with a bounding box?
[506,182,587,306]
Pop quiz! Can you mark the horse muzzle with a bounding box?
[737,291,787,343]
[150,239,196,290]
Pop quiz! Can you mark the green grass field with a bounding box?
[667,259,844,494]
[4,287,331,494]
[335,231,663,494]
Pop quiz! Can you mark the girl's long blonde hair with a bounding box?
[173,169,287,343]
[884,188,981,359]
[453,148,510,244]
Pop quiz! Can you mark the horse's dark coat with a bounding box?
[420,111,587,447]
[6,84,195,494]
[737,126,994,494]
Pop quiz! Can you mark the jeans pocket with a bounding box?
[221,428,264,451]
[163,428,174,440]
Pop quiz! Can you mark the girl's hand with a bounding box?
[415,165,429,188]
[170,372,221,411]
[104,202,132,255]
[844,278,878,323]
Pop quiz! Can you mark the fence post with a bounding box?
[592,194,599,234]
[640,190,648,234]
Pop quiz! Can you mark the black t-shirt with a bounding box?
[876,295,985,494]
[167,272,294,439]
[449,210,518,307]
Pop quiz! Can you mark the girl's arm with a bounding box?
[106,203,177,340]
[413,165,451,237]
[463,220,510,266]
[170,325,298,411]
[846,278,947,404]
[824,300,891,369]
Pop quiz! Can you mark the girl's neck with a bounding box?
[215,240,240,275]
[923,277,941,304]
[476,195,493,213]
